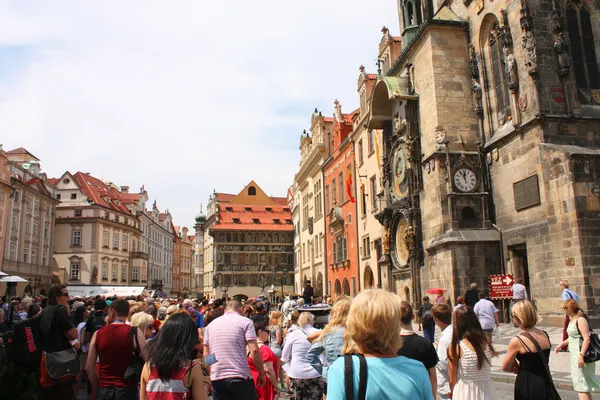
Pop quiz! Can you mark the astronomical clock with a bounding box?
[391,144,410,201]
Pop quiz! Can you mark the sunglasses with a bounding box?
[260,329,270,334]
[60,292,69,297]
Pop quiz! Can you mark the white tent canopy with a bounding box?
[66,285,148,298]
[0,275,29,283]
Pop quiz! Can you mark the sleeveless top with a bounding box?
[457,341,492,382]
[95,324,136,388]
[146,361,197,400]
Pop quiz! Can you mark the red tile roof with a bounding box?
[215,193,235,202]
[393,36,402,42]
[72,172,133,215]
[367,74,378,80]
[120,193,140,204]
[7,147,39,160]
[212,204,293,232]
[47,178,59,186]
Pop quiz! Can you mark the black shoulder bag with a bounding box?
[575,317,600,363]
[520,332,561,400]
[344,354,368,400]
[124,327,143,382]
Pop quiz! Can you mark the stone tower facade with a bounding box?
[368,0,600,322]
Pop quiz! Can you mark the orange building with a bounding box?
[323,101,360,297]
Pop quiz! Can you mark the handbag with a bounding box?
[344,354,368,400]
[575,318,600,363]
[40,348,81,387]
[520,332,561,400]
[124,327,143,381]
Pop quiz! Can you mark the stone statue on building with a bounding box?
[554,32,571,78]
[90,264,98,284]
[468,44,479,79]
[472,79,483,113]
[522,31,538,73]
[504,48,519,92]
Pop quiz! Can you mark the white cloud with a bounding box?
[0,0,399,225]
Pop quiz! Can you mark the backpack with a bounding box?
[421,304,433,323]
[6,310,46,371]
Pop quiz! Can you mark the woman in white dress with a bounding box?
[448,305,498,400]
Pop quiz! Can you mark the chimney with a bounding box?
[121,186,129,193]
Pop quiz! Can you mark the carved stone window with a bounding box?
[566,0,600,103]
[489,23,511,126]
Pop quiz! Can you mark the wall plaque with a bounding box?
[513,175,541,211]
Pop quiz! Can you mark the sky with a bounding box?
[0,1,399,227]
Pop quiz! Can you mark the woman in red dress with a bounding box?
[248,315,279,400]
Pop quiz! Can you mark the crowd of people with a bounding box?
[0,279,598,400]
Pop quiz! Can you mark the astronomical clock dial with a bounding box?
[453,168,477,192]
[392,146,409,200]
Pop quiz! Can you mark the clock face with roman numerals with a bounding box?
[453,168,477,192]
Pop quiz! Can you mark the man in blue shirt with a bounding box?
[560,279,579,346]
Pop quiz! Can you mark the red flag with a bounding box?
[346,165,356,203]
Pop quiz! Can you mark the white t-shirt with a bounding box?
[77,322,89,352]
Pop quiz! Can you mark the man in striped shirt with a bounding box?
[204,299,266,400]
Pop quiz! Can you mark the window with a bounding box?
[121,263,127,281]
[358,139,364,164]
[273,219,281,224]
[56,194,61,200]
[102,262,108,280]
[104,212,109,219]
[14,191,20,201]
[362,236,371,258]
[566,0,600,100]
[44,226,48,239]
[103,230,109,247]
[265,207,272,213]
[72,230,82,246]
[332,179,337,206]
[25,221,31,234]
[113,233,119,249]
[226,207,233,212]
[252,218,260,224]
[70,259,80,280]
[286,219,293,224]
[9,245,16,260]
[111,262,118,281]
[42,255,47,266]
[338,172,344,204]
[368,130,375,154]
[31,249,37,264]
[232,218,241,224]
[70,193,77,200]
[114,215,119,223]
[488,24,510,126]
[370,176,378,210]
[248,186,257,196]
[23,247,28,263]
[324,185,330,213]
[33,223,38,234]
[122,234,128,250]
[74,209,82,217]
[302,194,309,228]
[12,215,17,230]
[314,181,322,218]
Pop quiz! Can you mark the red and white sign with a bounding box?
[489,274,514,299]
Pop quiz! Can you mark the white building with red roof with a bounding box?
[1,147,59,296]
[52,172,149,288]
[198,181,294,299]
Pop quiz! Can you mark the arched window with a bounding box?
[489,23,511,125]
[407,1,415,26]
[566,0,600,101]
[334,279,342,295]
[248,186,257,196]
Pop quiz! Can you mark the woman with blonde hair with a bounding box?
[269,311,285,390]
[130,312,155,339]
[555,299,600,399]
[327,289,433,399]
[307,296,351,387]
[502,300,559,399]
[282,312,323,400]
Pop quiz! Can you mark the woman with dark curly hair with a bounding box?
[140,313,209,400]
